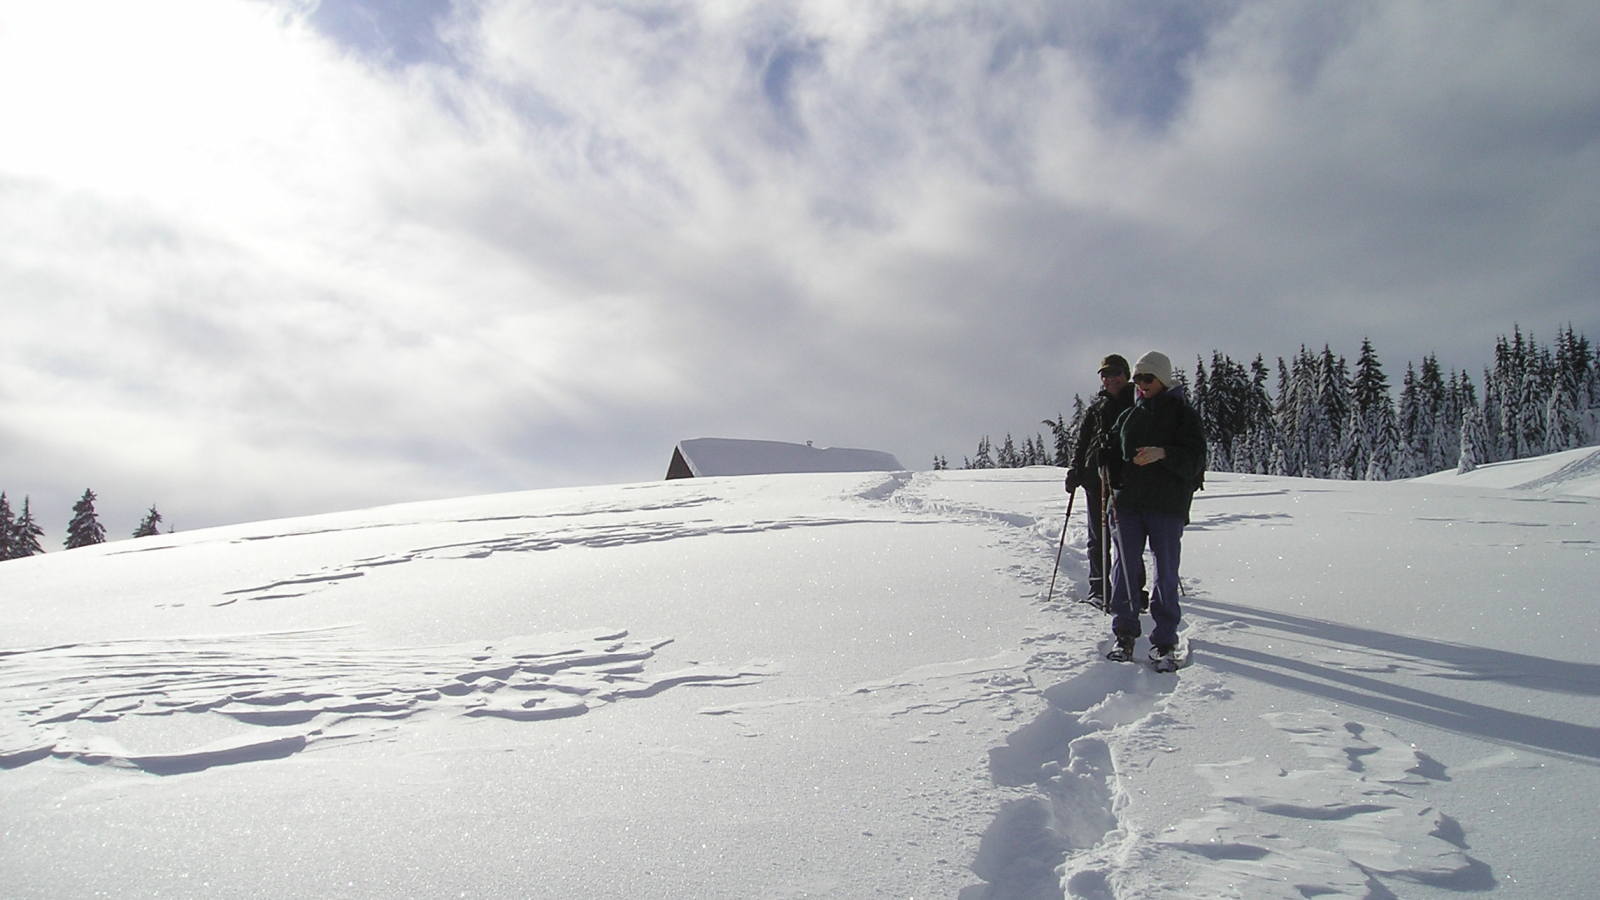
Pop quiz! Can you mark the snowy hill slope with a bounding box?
[1416,444,1600,497]
[1,461,1597,899]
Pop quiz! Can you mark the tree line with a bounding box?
[0,489,166,560]
[944,325,1598,478]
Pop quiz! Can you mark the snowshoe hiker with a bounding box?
[1067,354,1136,607]
[1102,351,1207,666]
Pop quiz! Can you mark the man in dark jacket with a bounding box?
[1065,354,1136,603]
[1104,351,1207,670]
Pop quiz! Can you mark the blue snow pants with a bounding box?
[1109,507,1185,648]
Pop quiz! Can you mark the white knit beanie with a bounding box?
[1133,351,1174,386]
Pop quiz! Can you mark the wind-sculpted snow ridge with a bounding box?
[0,627,773,775]
[217,513,906,604]
[162,492,727,549]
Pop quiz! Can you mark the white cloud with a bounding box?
[1,0,1596,535]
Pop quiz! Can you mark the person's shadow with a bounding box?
[1185,597,1600,763]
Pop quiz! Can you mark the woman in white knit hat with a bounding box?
[1103,350,1207,671]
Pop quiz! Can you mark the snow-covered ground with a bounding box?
[3,451,1598,899]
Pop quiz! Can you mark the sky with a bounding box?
[1,0,1598,538]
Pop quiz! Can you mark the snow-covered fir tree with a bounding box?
[1286,347,1336,478]
[1347,338,1400,480]
[1318,347,1353,479]
[1549,325,1594,452]
[12,497,45,558]
[1418,355,1450,471]
[1191,352,1278,475]
[1044,405,1078,468]
[1459,405,1490,474]
[1395,363,1425,479]
[133,506,164,538]
[996,434,1020,468]
[65,489,107,549]
[0,493,14,561]
[1022,433,1048,466]
[1241,356,1281,475]
[1441,370,1476,471]
[963,436,995,470]
[1272,357,1298,476]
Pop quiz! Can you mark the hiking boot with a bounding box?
[1106,635,1136,662]
[1149,644,1178,673]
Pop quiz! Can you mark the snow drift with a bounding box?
[2,452,1598,899]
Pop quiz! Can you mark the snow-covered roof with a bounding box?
[667,437,903,479]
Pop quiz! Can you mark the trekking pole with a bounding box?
[1099,464,1114,615]
[1045,486,1076,604]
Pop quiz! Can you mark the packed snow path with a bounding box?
[2,453,1598,898]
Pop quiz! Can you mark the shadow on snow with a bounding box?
[1186,597,1600,764]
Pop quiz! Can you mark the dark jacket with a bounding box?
[1109,385,1207,521]
[1071,381,1136,486]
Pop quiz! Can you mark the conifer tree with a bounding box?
[1045,406,1078,468]
[997,434,1020,468]
[133,505,164,538]
[1319,347,1353,477]
[1292,347,1336,478]
[1348,338,1398,480]
[1459,406,1490,474]
[1273,356,1300,476]
[1436,369,1460,471]
[1517,338,1550,456]
[0,493,14,560]
[964,436,995,469]
[1548,324,1591,452]
[1065,396,1088,462]
[65,489,107,549]
[1241,355,1279,475]
[1418,355,1448,472]
[1396,363,1425,478]
[1546,387,1580,453]
[12,497,45,558]
[1193,357,1215,467]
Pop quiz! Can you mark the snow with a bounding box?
[672,437,904,477]
[1416,444,1600,497]
[2,456,1597,898]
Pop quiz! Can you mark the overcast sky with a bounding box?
[2,0,1598,539]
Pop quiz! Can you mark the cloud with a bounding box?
[0,0,1597,536]
[306,0,459,68]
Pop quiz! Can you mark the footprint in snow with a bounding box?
[969,657,1180,899]
[1153,710,1493,897]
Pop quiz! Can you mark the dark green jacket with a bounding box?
[1110,385,1207,522]
[1071,381,1136,486]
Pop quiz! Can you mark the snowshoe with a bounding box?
[1105,635,1136,662]
[1148,641,1191,673]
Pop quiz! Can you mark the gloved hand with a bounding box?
[1065,468,1082,492]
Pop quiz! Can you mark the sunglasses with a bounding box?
[1133,373,1159,385]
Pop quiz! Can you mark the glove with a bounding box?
[1065,468,1082,492]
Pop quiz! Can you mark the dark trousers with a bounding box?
[1088,484,1144,600]
[1084,482,1105,594]
[1110,507,1185,648]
